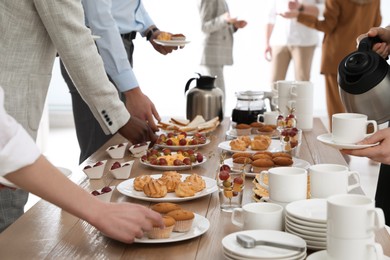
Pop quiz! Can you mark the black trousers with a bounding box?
[60,34,135,163]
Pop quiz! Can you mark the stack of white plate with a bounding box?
[222,230,307,260]
[285,199,327,251]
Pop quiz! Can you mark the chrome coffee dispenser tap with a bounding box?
[231,91,275,124]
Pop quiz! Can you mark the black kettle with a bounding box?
[185,73,224,121]
[338,36,390,124]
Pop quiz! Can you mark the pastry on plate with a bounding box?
[133,175,152,191]
[251,158,274,173]
[146,215,176,239]
[235,123,252,136]
[143,179,168,198]
[237,135,251,147]
[151,202,182,214]
[229,139,247,151]
[175,182,196,197]
[272,156,294,166]
[166,209,195,232]
[184,174,205,192]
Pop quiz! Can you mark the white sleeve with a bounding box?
[0,88,40,178]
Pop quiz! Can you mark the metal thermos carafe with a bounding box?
[185,73,224,121]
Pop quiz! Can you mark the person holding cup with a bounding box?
[341,26,390,226]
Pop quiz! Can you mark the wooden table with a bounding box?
[0,118,389,259]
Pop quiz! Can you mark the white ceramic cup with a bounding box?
[257,111,279,125]
[231,202,284,231]
[332,113,378,144]
[257,167,307,203]
[327,234,383,260]
[327,194,385,239]
[290,81,314,99]
[309,164,361,199]
[287,99,314,130]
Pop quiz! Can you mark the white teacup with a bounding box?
[327,235,383,260]
[327,194,385,239]
[290,81,314,99]
[332,113,378,144]
[257,111,279,125]
[309,164,361,199]
[231,202,284,231]
[257,167,307,203]
[287,98,314,130]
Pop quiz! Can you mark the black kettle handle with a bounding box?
[358,36,382,52]
[184,73,202,95]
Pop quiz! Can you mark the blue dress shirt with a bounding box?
[82,0,155,92]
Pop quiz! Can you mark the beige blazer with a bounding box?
[0,0,129,139]
[198,0,235,66]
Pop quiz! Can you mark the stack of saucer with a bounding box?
[285,199,327,251]
[222,230,307,260]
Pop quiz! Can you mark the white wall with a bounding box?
[46,0,390,125]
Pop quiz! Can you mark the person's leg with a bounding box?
[324,73,346,129]
[0,189,28,232]
[291,45,316,81]
[270,45,291,82]
[60,59,113,163]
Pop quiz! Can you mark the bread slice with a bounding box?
[179,115,205,132]
[170,117,190,126]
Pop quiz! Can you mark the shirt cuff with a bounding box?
[111,71,139,92]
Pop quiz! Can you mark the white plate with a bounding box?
[285,214,327,229]
[317,133,379,150]
[222,230,306,259]
[223,247,307,260]
[226,129,280,139]
[223,157,310,177]
[218,139,281,154]
[285,222,327,239]
[116,174,217,202]
[285,226,327,243]
[153,39,190,46]
[134,213,209,243]
[156,138,211,151]
[139,153,207,171]
[285,199,327,224]
[306,250,327,260]
[285,216,327,232]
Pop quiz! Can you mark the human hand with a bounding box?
[118,116,157,146]
[91,202,163,244]
[356,27,390,59]
[279,10,298,19]
[224,12,238,24]
[150,31,180,54]
[124,87,161,132]
[341,128,390,165]
[233,20,247,29]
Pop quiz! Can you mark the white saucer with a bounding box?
[306,250,327,260]
[317,133,379,150]
[286,199,327,224]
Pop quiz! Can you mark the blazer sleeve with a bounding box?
[199,0,230,34]
[34,0,130,135]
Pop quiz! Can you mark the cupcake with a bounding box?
[233,156,253,172]
[166,209,195,232]
[146,215,176,239]
[251,158,274,173]
[151,202,182,214]
[250,122,264,134]
[235,123,252,136]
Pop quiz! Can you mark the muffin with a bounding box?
[232,152,253,160]
[233,157,253,172]
[271,152,293,159]
[151,202,182,214]
[235,123,252,136]
[166,209,195,232]
[146,215,176,239]
[272,156,294,166]
[171,33,186,41]
[250,122,264,134]
[252,158,274,173]
[251,153,272,161]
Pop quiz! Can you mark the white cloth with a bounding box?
[0,87,40,186]
[266,0,324,46]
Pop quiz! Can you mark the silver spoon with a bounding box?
[236,234,306,252]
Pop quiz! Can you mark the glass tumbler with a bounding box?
[217,168,245,212]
